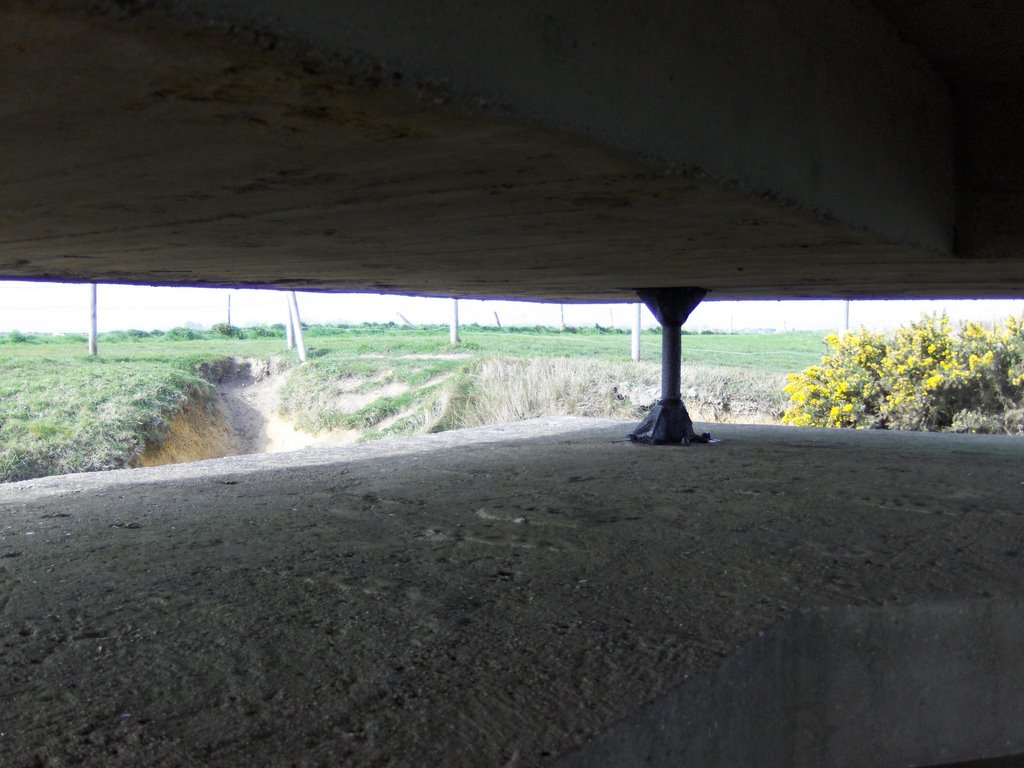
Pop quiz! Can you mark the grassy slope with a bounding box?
[278,326,822,435]
[0,326,825,482]
[0,357,211,482]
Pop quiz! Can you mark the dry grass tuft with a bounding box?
[428,358,786,432]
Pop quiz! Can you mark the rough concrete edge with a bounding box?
[0,417,627,499]
[5,419,1023,499]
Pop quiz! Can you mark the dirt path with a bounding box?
[215,358,361,455]
[212,357,283,454]
[142,358,359,468]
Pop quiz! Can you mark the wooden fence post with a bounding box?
[285,295,295,350]
[450,299,460,345]
[87,284,98,356]
[632,302,641,363]
[288,291,307,362]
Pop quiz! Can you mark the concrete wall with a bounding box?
[957,87,1024,260]
[165,0,956,253]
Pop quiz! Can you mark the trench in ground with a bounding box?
[139,357,364,467]
[138,356,786,468]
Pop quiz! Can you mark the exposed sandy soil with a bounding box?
[141,359,360,469]
[137,399,236,468]
[213,358,362,455]
[1,420,1023,766]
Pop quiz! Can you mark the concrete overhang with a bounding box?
[0,0,1022,301]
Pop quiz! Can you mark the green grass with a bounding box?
[309,326,825,373]
[0,323,826,482]
[0,357,212,482]
[277,357,464,433]
[0,323,825,372]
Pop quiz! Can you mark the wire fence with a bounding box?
[1,282,1019,338]
[0,285,655,335]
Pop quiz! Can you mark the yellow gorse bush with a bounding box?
[783,313,1024,433]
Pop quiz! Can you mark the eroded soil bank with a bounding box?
[139,358,359,467]
[2,420,1023,766]
[138,357,785,468]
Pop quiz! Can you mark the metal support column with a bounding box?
[629,287,711,445]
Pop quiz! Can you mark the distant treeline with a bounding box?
[1,322,751,344]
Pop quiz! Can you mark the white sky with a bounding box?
[0,281,1022,334]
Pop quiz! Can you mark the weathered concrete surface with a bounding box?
[957,87,1024,261]
[566,602,1024,767]
[0,1,1021,299]
[162,0,956,252]
[2,419,1023,766]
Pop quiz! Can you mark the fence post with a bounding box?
[285,295,295,350]
[288,291,307,362]
[450,299,460,345]
[632,302,641,363]
[87,284,98,356]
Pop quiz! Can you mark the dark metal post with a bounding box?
[662,321,681,401]
[629,287,711,445]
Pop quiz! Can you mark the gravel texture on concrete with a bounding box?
[1,419,1023,766]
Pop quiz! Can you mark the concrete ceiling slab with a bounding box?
[1,2,1022,301]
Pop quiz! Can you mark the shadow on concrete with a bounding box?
[561,601,1024,767]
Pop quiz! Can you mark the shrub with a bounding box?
[211,323,244,338]
[783,314,1024,433]
[243,325,278,338]
[166,327,199,340]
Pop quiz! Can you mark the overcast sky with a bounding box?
[1,280,1021,335]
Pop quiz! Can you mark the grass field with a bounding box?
[0,324,826,370]
[0,324,825,482]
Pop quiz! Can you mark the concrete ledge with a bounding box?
[2,420,1023,766]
